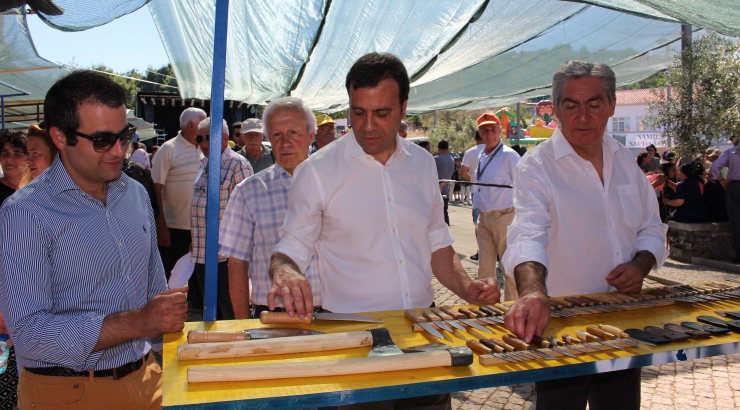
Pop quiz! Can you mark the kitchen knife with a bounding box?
[547,335,589,353]
[643,326,689,342]
[187,328,324,344]
[479,339,526,362]
[421,309,453,332]
[469,307,504,324]
[562,333,606,351]
[404,309,445,340]
[460,307,500,325]
[586,326,639,348]
[598,324,657,347]
[530,336,578,359]
[260,311,382,325]
[438,306,493,333]
[680,321,730,336]
[487,338,537,361]
[466,340,518,363]
[576,330,625,351]
[502,334,558,360]
[697,315,740,332]
[430,308,467,332]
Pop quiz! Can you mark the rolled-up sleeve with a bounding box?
[503,160,552,277]
[427,160,454,252]
[0,204,105,369]
[274,161,323,274]
[710,151,729,180]
[635,166,669,270]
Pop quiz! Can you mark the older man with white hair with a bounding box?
[191,118,252,319]
[152,107,206,306]
[219,97,323,319]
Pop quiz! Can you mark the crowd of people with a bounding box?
[0,52,736,410]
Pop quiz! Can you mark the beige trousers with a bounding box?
[18,353,161,410]
[476,207,517,300]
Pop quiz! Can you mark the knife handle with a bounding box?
[484,305,506,315]
[530,335,550,348]
[586,326,616,340]
[547,335,564,346]
[421,308,440,322]
[599,324,627,338]
[458,307,478,319]
[576,330,599,343]
[431,307,454,321]
[502,334,530,351]
[187,330,247,344]
[469,307,489,318]
[488,338,515,352]
[260,311,312,325]
[404,309,428,323]
[493,303,510,313]
[562,334,580,345]
[466,340,491,355]
[439,306,466,319]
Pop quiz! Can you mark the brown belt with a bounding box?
[25,352,149,380]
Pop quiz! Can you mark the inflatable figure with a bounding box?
[528,100,557,138]
[495,107,516,140]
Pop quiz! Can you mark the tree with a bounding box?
[648,33,740,155]
[87,64,179,108]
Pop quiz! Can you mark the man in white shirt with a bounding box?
[502,61,667,410]
[151,107,205,305]
[461,131,485,258]
[269,51,499,409]
[472,113,519,299]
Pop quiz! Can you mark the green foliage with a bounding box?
[424,110,485,153]
[406,115,422,127]
[648,33,740,155]
[88,64,178,109]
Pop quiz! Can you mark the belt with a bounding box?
[26,353,149,380]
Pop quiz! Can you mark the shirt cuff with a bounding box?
[57,312,105,370]
[638,236,669,272]
[275,234,313,274]
[429,225,454,253]
[502,241,549,278]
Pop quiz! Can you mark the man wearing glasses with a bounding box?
[310,113,337,154]
[231,121,243,152]
[0,70,186,408]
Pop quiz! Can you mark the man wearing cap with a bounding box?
[239,118,275,174]
[473,113,520,298]
[311,113,337,154]
[712,142,740,264]
[191,118,252,320]
[231,121,243,152]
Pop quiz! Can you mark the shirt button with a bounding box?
[405,292,409,297]
[388,197,392,202]
[392,229,397,234]
[399,259,403,264]
[616,252,620,256]
[118,242,122,247]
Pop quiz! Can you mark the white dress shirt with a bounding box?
[502,128,668,298]
[462,143,485,182]
[472,143,519,212]
[151,133,203,230]
[275,131,454,313]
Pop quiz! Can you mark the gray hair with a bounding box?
[262,97,316,136]
[552,61,616,106]
[197,117,229,136]
[400,120,409,132]
[180,107,207,130]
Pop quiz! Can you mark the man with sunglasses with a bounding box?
[191,118,252,320]
[231,121,243,152]
[310,113,337,154]
[0,70,186,409]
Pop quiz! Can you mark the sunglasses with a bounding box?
[73,123,137,153]
[319,125,335,132]
[195,135,210,144]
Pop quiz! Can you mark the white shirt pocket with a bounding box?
[617,185,642,229]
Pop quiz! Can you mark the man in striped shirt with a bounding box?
[191,117,253,320]
[0,70,186,409]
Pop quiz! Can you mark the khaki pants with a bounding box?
[19,353,161,410]
[476,207,516,300]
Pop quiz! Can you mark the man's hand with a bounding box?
[464,277,500,304]
[156,218,171,247]
[137,286,188,337]
[268,253,314,319]
[504,261,549,343]
[504,291,549,344]
[606,251,656,294]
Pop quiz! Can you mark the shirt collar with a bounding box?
[47,154,127,199]
[343,130,411,159]
[273,163,292,188]
[552,126,618,160]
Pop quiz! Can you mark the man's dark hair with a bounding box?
[233,121,242,130]
[44,70,127,146]
[437,140,449,151]
[646,144,656,151]
[474,131,482,141]
[418,140,431,149]
[345,52,409,105]
[0,129,28,154]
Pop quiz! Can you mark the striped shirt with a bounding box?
[0,156,168,371]
[190,148,253,264]
[219,164,321,307]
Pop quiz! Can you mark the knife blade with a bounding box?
[576,330,624,350]
[187,328,325,344]
[430,308,467,332]
[260,311,382,324]
[403,309,445,340]
[487,338,538,361]
[479,339,527,362]
[547,335,589,353]
[502,334,558,360]
[421,309,453,332]
[530,336,578,359]
[466,340,518,363]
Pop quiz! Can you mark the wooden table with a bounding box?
[163,298,740,409]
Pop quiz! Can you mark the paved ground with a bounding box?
[438,202,740,410]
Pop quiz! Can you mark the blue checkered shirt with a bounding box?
[0,156,167,371]
[219,164,321,307]
[191,148,253,264]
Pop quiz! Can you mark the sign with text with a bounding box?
[618,133,675,148]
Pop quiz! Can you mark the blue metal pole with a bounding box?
[1,97,5,131]
[204,0,230,322]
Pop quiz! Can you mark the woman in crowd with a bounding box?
[20,122,57,187]
[0,129,28,204]
[664,163,707,223]
[637,152,650,173]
